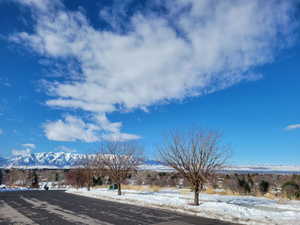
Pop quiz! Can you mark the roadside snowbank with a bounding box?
[39,182,68,190]
[0,185,30,192]
[0,182,67,192]
[66,188,300,225]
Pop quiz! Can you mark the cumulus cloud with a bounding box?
[285,124,300,131]
[12,0,61,12]
[10,0,297,142]
[43,114,140,142]
[43,115,100,142]
[22,143,36,149]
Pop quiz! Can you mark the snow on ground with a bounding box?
[66,187,300,225]
[0,185,30,192]
[0,183,67,192]
[39,182,68,190]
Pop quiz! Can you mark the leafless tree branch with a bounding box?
[159,128,230,205]
[98,141,143,195]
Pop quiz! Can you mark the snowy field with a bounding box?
[67,187,300,225]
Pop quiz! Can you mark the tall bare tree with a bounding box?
[99,141,143,195]
[159,129,230,205]
[93,153,106,180]
[79,154,95,191]
[66,168,88,188]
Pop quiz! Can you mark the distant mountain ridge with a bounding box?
[0,152,85,168]
[0,152,163,169]
[0,152,299,174]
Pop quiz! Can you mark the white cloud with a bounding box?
[43,115,100,142]
[12,0,61,12]
[22,143,36,149]
[285,124,300,131]
[10,0,297,142]
[94,114,121,133]
[55,145,77,153]
[43,114,140,142]
[11,148,32,156]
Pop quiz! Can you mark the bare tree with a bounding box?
[65,168,88,188]
[6,168,21,186]
[72,153,106,190]
[159,129,230,205]
[93,153,106,184]
[99,141,143,195]
[0,169,3,185]
[79,154,95,191]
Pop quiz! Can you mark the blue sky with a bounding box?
[0,0,299,165]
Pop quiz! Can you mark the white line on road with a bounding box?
[0,200,38,225]
[21,196,113,225]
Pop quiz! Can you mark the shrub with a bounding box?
[281,181,300,199]
[259,180,270,194]
[158,172,167,177]
[93,176,103,186]
[292,175,300,183]
[237,178,251,194]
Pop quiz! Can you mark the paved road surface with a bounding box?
[0,191,240,225]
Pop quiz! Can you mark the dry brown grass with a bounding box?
[93,185,109,189]
[209,189,295,202]
[204,187,217,194]
[263,192,294,202]
[122,185,148,191]
[120,185,162,192]
[209,189,239,196]
[179,188,192,195]
[91,185,296,203]
[263,193,277,200]
[149,185,162,192]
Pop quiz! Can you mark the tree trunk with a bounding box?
[117,183,121,195]
[87,172,91,191]
[194,186,199,205]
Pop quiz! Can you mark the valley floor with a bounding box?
[67,187,300,225]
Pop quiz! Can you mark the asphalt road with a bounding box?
[0,191,240,225]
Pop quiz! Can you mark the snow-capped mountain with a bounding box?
[1,152,85,168]
[0,152,164,169]
[0,152,299,174]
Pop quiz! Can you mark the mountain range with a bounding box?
[0,152,165,169]
[0,152,299,174]
[0,152,87,168]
